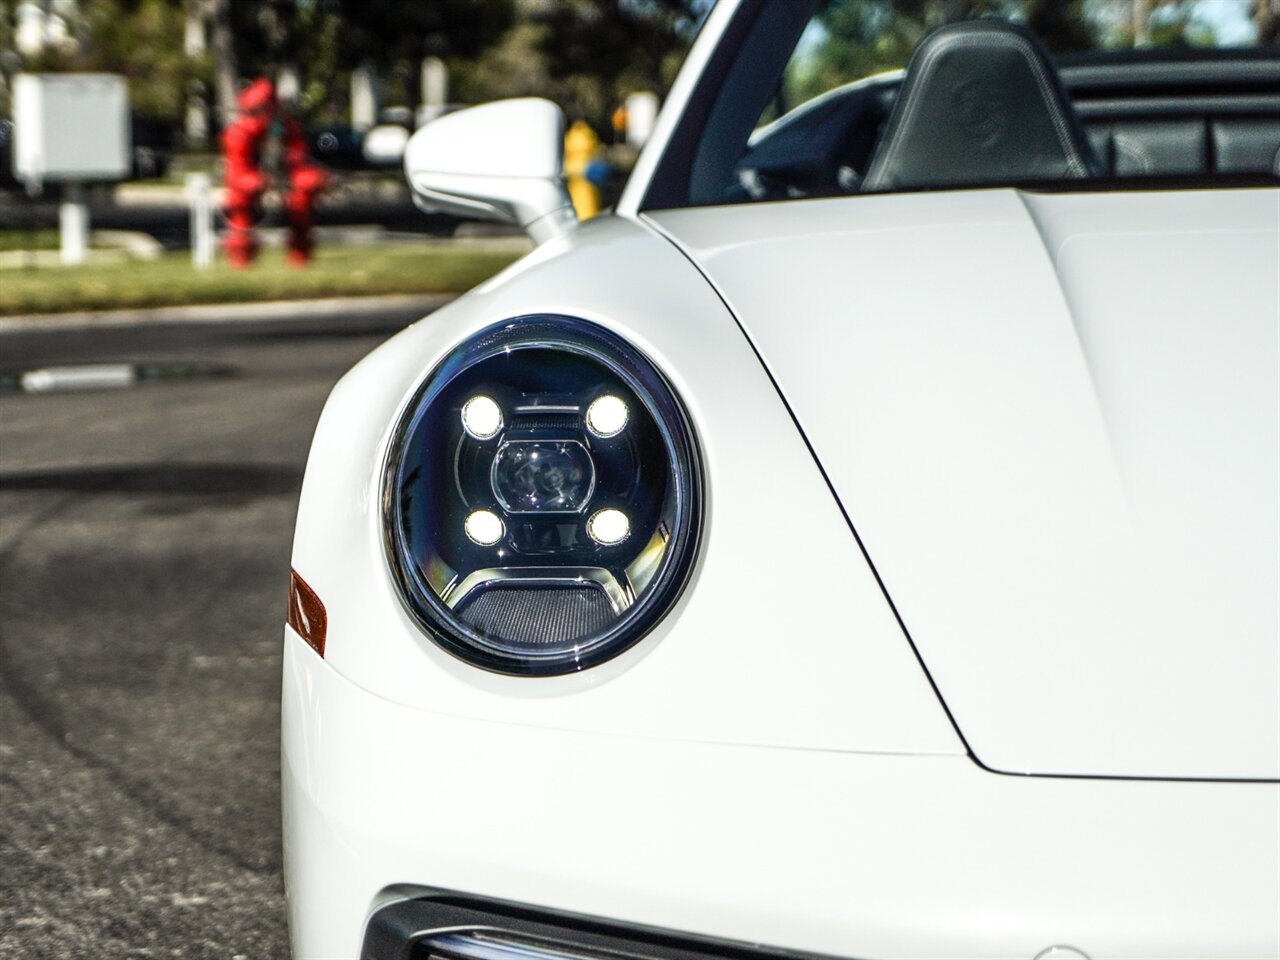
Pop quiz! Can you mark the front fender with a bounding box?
[288,214,961,757]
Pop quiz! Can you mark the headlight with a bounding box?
[384,316,702,675]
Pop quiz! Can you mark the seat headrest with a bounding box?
[862,20,1101,192]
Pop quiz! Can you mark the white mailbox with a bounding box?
[13,73,131,187]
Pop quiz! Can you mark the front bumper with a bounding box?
[282,630,1280,960]
[363,891,830,959]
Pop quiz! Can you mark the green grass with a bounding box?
[0,229,62,252]
[0,244,524,316]
[0,230,113,252]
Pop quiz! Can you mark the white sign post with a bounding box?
[13,73,131,266]
[418,56,448,127]
[351,64,378,132]
[624,91,660,149]
[59,182,89,264]
[186,172,215,270]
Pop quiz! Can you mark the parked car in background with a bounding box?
[127,113,174,181]
[310,108,467,172]
[308,123,366,171]
[283,1,1280,957]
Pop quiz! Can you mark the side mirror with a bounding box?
[404,98,577,245]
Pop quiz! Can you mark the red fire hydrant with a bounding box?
[282,113,327,266]
[221,78,276,268]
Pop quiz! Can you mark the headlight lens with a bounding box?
[384,316,702,675]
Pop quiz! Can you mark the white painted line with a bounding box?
[20,364,138,392]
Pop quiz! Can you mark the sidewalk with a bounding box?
[0,291,457,334]
[0,230,165,269]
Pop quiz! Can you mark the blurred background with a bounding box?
[0,2,709,956]
[0,0,1274,957]
[0,0,710,312]
[0,0,1271,310]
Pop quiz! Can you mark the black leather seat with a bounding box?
[862,20,1101,191]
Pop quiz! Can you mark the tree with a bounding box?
[531,0,709,127]
[325,0,516,121]
[6,0,209,123]
[0,0,15,116]
[1025,0,1097,52]
[79,0,206,121]
[450,0,709,132]
[1255,0,1279,45]
[207,0,237,126]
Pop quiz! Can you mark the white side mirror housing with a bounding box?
[404,98,577,245]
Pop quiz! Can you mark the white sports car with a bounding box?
[282,2,1280,957]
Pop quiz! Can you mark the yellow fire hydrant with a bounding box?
[564,119,601,220]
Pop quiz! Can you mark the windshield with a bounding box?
[641,0,1280,209]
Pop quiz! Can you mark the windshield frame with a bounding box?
[636,0,807,213]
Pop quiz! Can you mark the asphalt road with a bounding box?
[0,305,429,958]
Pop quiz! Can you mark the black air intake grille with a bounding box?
[454,584,616,646]
[511,413,581,432]
[363,890,846,960]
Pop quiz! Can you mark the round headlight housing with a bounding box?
[384,317,702,675]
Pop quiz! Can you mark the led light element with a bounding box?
[461,394,503,440]
[464,509,505,545]
[587,508,630,545]
[585,394,628,438]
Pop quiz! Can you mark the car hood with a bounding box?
[648,188,1280,780]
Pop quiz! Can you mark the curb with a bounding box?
[0,292,458,335]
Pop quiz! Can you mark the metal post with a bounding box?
[624,92,660,149]
[186,172,214,269]
[351,64,377,132]
[420,56,447,126]
[59,180,89,265]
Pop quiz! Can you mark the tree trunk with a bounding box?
[184,0,210,147]
[209,0,238,130]
[1256,0,1279,46]
[1132,0,1153,47]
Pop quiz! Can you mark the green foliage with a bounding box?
[783,0,1246,110]
[1,0,702,132]
[317,0,514,118]
[532,0,709,126]
[1,0,515,126]
[788,0,1021,106]
[80,0,208,120]
[8,0,1256,142]
[220,0,516,122]
[327,0,515,66]
[0,0,12,52]
[2,0,206,121]
[450,21,558,106]
[452,0,710,131]
[1025,0,1098,52]
[0,0,13,115]
[1091,0,1224,49]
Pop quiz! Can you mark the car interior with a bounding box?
[733,20,1280,202]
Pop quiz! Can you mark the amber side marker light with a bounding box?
[287,569,327,657]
